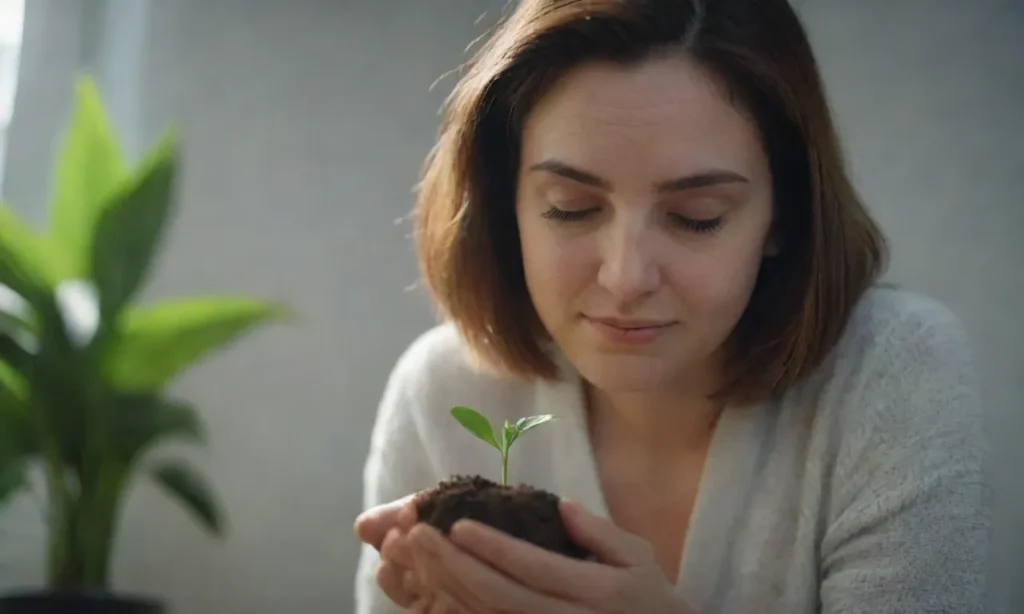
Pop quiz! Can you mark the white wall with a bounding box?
[2,1,1021,612]
[800,2,1024,608]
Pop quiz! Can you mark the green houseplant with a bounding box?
[0,76,287,613]
[413,406,591,560]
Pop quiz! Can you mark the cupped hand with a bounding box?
[402,499,695,614]
[354,494,429,608]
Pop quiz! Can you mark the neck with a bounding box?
[584,381,723,458]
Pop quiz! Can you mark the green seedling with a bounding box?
[450,406,556,486]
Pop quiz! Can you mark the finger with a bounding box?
[405,589,458,614]
[559,499,651,567]
[375,560,418,608]
[354,494,419,550]
[403,569,424,595]
[380,528,416,569]
[409,523,585,613]
[448,518,613,601]
[408,596,435,614]
[401,573,438,609]
[427,592,469,614]
[403,567,466,614]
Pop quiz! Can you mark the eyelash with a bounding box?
[541,207,595,223]
[540,207,723,234]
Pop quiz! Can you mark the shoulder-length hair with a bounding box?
[413,0,887,405]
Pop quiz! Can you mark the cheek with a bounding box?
[519,221,597,316]
[670,239,766,315]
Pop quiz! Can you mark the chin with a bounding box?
[571,351,680,394]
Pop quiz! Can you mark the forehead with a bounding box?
[519,56,764,178]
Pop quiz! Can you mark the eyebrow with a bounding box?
[528,159,749,193]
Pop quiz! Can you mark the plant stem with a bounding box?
[34,407,73,586]
[500,453,508,487]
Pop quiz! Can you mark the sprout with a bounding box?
[450,406,556,486]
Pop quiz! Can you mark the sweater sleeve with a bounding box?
[354,333,443,614]
[819,308,992,613]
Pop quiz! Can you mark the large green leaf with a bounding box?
[0,359,28,404]
[0,406,33,463]
[48,76,127,278]
[0,462,26,509]
[0,283,30,325]
[90,130,178,324]
[105,297,287,391]
[25,290,103,480]
[0,363,36,483]
[0,285,36,368]
[111,395,203,465]
[149,460,223,536]
[0,202,63,292]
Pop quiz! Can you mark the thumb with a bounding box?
[354,494,419,551]
[559,499,651,567]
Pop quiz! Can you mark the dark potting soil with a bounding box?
[415,475,591,560]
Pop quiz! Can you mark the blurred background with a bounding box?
[0,0,1020,612]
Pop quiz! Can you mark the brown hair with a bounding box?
[413,0,887,405]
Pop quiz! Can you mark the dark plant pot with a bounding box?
[0,589,163,614]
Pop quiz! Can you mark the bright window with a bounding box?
[0,0,25,193]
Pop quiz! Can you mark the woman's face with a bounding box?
[515,55,776,395]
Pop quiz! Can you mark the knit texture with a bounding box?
[354,287,991,613]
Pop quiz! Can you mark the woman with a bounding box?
[354,0,990,612]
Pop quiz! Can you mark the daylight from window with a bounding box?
[0,0,25,191]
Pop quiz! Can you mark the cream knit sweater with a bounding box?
[354,287,991,613]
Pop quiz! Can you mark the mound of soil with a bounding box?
[415,475,591,560]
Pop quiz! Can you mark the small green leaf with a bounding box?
[105,297,288,391]
[149,460,224,536]
[49,75,127,278]
[90,129,178,323]
[514,414,556,434]
[501,420,519,453]
[450,406,499,451]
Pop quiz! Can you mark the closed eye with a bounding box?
[541,206,597,222]
[671,215,723,234]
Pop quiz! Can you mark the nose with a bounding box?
[596,216,661,306]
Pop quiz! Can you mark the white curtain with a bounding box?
[0,0,24,195]
[1,0,149,220]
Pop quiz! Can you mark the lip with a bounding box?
[584,315,676,345]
